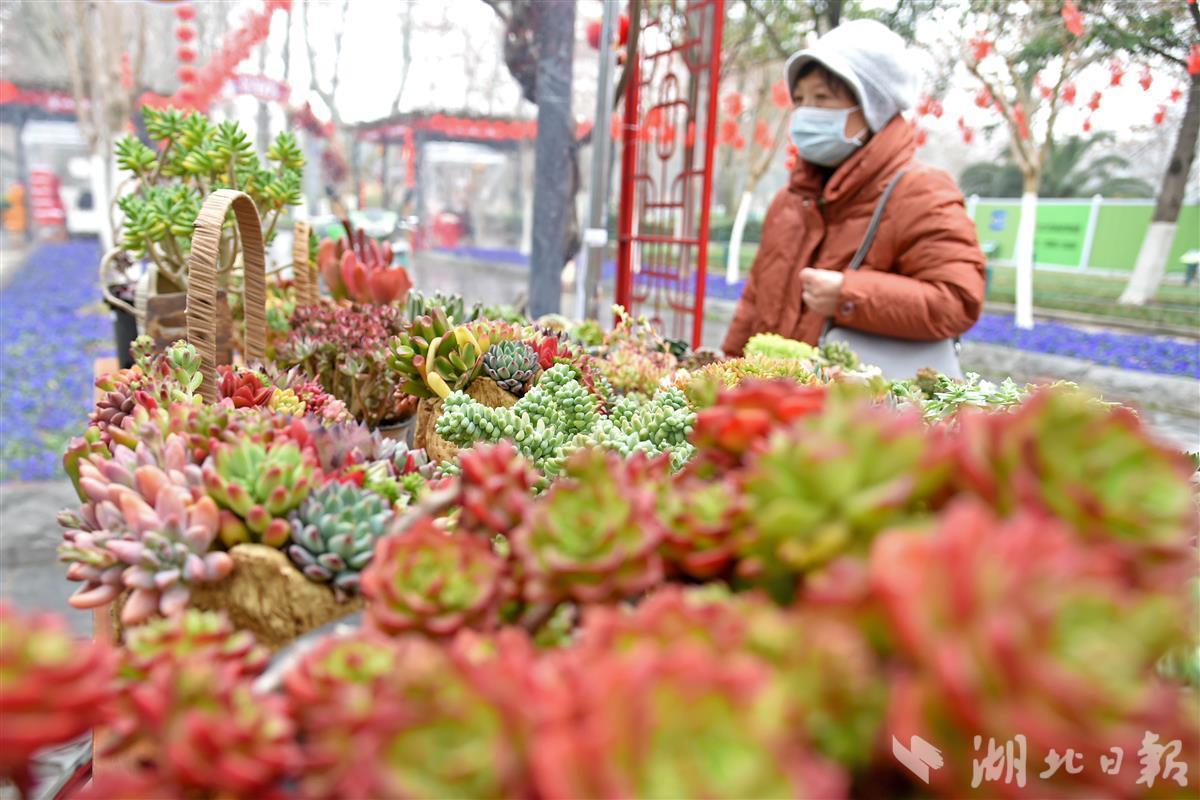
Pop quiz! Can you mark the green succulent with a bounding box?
[482,341,539,396]
[202,439,317,548]
[288,483,394,598]
[745,333,819,362]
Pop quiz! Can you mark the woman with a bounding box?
[722,19,986,357]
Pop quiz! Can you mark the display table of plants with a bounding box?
[4,194,1199,798]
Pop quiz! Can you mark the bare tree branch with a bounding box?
[388,2,415,116]
[742,0,789,61]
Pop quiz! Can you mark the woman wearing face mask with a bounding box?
[721,19,986,360]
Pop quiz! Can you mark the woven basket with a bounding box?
[291,219,320,306]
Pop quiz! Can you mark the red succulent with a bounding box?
[217,365,274,408]
[457,440,540,537]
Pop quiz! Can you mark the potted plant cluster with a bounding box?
[15,346,1198,798]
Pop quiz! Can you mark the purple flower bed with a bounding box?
[964,314,1199,379]
[0,240,112,482]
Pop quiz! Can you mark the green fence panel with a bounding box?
[1034,203,1091,267]
[973,202,1020,262]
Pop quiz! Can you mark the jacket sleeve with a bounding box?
[721,261,760,357]
[834,169,986,341]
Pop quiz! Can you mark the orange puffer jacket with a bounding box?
[722,116,986,356]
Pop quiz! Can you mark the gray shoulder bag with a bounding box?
[819,170,963,380]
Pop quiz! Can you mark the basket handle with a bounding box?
[186,189,267,403]
[292,220,317,305]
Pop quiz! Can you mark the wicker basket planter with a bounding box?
[414,377,518,463]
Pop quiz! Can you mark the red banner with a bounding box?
[358,115,593,143]
[0,81,77,114]
[29,169,66,226]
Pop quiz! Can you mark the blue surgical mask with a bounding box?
[789,106,866,168]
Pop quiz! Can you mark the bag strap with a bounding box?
[819,169,908,342]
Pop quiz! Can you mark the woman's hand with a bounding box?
[799,268,845,316]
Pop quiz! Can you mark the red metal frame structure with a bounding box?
[615,0,725,349]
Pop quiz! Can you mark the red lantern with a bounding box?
[753,119,771,149]
[177,45,197,63]
[1060,82,1077,105]
[974,87,993,109]
[1061,0,1084,37]
[718,117,740,145]
[1013,104,1029,140]
[1153,105,1166,126]
[119,52,133,90]
[962,127,974,144]
[1082,116,1092,133]
[1188,44,1200,76]
[1108,59,1125,87]
[930,98,943,119]
[617,14,629,47]
[969,33,992,62]
[1138,65,1153,92]
[175,25,195,43]
[1087,91,1101,112]
[1034,74,1052,100]
[915,127,927,147]
[721,93,745,118]
[175,4,196,22]
[733,135,745,151]
[1170,86,1183,103]
[177,66,197,84]
[771,79,791,109]
[586,19,602,49]
[916,95,931,117]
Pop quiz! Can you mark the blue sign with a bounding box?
[989,210,1008,232]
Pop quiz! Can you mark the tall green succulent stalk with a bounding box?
[114,107,304,293]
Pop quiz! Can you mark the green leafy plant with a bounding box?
[113,107,304,293]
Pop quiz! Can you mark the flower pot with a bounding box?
[376,415,417,448]
[109,301,138,370]
[143,291,234,366]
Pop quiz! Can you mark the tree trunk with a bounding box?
[1119,71,1200,306]
[528,0,576,317]
[1013,172,1038,329]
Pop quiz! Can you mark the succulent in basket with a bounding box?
[534,643,845,800]
[290,632,533,800]
[361,517,509,637]
[457,440,540,537]
[482,340,539,396]
[120,609,269,682]
[872,500,1198,797]
[104,657,298,798]
[950,386,1197,555]
[739,393,946,585]
[63,426,110,501]
[406,289,483,325]
[0,604,117,796]
[202,438,319,548]
[217,364,274,409]
[288,482,395,598]
[91,367,144,447]
[317,222,412,305]
[387,309,487,398]
[58,445,233,625]
[818,339,859,369]
[511,447,665,604]
[745,332,820,362]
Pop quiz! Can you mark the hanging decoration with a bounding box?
[1082,116,1092,133]
[1061,0,1084,37]
[752,119,771,150]
[1108,58,1125,87]
[1012,103,1029,139]
[956,116,974,144]
[1086,91,1102,112]
[969,33,992,62]
[1188,44,1200,76]
[974,87,993,109]
[721,92,745,118]
[1170,85,1183,103]
[771,80,791,109]
[119,53,133,91]
[1138,65,1153,92]
[1060,81,1077,105]
[1153,105,1167,126]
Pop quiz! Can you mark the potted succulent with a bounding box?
[102,106,304,357]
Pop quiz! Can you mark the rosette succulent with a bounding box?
[690,380,826,471]
[511,448,665,604]
[387,309,487,398]
[58,441,233,625]
[872,500,1198,797]
[656,472,745,579]
[482,340,539,396]
[0,604,117,795]
[457,440,540,537]
[739,395,946,584]
[202,438,318,548]
[361,518,508,637]
[217,365,274,409]
[288,482,395,598]
[120,609,269,682]
[290,633,532,800]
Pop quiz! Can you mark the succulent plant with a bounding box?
[511,448,665,604]
[217,365,274,409]
[690,380,827,473]
[949,386,1196,553]
[656,471,745,579]
[317,224,412,305]
[676,354,821,409]
[104,657,298,798]
[267,387,305,416]
[0,604,117,795]
[456,440,540,537]
[361,517,509,637]
[872,500,1197,797]
[533,643,844,799]
[482,340,539,396]
[276,302,410,426]
[58,441,233,625]
[288,482,394,598]
[597,344,677,396]
[90,367,144,447]
[819,339,859,369]
[739,395,946,585]
[745,332,821,362]
[290,632,532,800]
[387,310,487,398]
[120,609,269,682]
[202,438,319,548]
[405,289,482,325]
[63,426,110,502]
